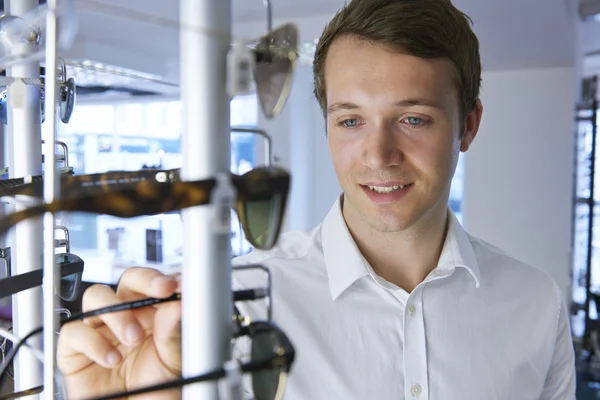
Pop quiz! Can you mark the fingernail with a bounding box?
[106,349,121,367]
[124,323,143,345]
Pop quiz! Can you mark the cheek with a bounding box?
[410,137,457,180]
[328,131,359,171]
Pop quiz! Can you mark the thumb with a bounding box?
[153,300,182,375]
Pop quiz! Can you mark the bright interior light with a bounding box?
[64,60,164,87]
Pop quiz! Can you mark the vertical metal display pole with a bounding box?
[585,102,598,341]
[42,0,60,397]
[0,124,6,251]
[6,0,44,395]
[180,0,232,399]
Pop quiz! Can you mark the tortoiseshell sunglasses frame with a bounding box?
[0,166,289,250]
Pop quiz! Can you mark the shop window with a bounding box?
[58,95,258,284]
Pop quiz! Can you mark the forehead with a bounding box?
[324,36,459,108]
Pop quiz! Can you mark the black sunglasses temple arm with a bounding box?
[233,263,273,321]
[0,384,43,400]
[83,366,227,400]
[0,290,273,398]
[83,354,287,400]
[233,288,267,302]
[64,286,264,324]
[0,256,83,300]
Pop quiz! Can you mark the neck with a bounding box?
[343,198,449,293]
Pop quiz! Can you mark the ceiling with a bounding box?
[39,0,583,96]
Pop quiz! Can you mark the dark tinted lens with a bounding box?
[40,86,45,123]
[244,194,281,249]
[3,337,12,354]
[2,335,13,379]
[0,91,6,125]
[59,273,77,301]
[60,77,75,123]
[251,331,280,400]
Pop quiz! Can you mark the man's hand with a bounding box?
[57,267,182,400]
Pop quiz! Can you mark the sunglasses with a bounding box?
[0,290,293,400]
[0,60,76,125]
[0,166,290,250]
[0,252,83,301]
[84,321,294,400]
[0,125,272,200]
[0,168,180,199]
[0,125,270,199]
[252,23,298,119]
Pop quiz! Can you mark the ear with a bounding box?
[460,99,483,152]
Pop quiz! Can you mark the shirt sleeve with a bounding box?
[539,298,576,400]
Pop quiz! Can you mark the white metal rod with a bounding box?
[0,124,4,171]
[5,0,44,396]
[262,0,273,32]
[42,0,60,397]
[0,124,6,251]
[6,0,45,396]
[180,0,232,399]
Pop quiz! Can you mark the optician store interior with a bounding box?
[0,0,599,398]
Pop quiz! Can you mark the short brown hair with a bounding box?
[313,0,481,120]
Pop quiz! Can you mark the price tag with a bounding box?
[227,41,255,97]
[212,173,235,235]
[11,80,26,108]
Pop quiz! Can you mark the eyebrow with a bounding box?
[327,98,447,114]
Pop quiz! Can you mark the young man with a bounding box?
[56,0,576,399]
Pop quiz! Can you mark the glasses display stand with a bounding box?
[571,76,600,385]
[5,0,46,395]
[179,1,233,399]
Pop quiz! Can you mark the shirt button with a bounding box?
[408,304,416,314]
[411,384,422,397]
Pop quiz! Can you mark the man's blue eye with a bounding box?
[405,117,423,126]
[342,119,358,128]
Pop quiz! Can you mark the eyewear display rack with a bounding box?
[572,75,600,352]
[4,0,235,399]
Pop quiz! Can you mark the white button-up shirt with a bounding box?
[232,196,576,400]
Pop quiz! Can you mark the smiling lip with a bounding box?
[360,181,411,187]
[360,182,413,204]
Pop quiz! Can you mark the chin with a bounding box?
[363,209,417,233]
[343,186,437,233]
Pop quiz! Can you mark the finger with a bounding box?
[81,284,145,347]
[116,267,179,300]
[57,321,122,374]
[153,300,182,374]
[117,269,181,331]
[80,284,116,328]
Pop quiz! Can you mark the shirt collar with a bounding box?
[321,195,370,300]
[321,195,481,300]
[437,211,481,289]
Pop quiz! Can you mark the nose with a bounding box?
[361,123,403,170]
